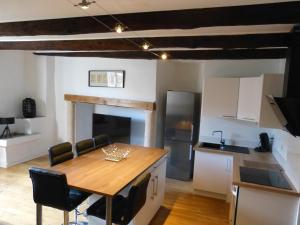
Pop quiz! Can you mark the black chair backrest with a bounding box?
[29,167,70,211]
[48,142,74,166]
[93,134,111,149]
[126,173,151,220]
[75,139,95,156]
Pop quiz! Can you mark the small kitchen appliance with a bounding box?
[255,132,271,152]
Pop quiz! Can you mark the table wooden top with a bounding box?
[51,143,167,197]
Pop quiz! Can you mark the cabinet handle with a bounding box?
[190,124,194,141]
[226,159,231,172]
[242,117,255,121]
[189,145,193,161]
[222,115,236,118]
[151,178,155,200]
[154,176,158,196]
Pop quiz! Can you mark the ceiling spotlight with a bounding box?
[142,42,150,50]
[115,23,125,33]
[74,0,96,10]
[161,53,168,60]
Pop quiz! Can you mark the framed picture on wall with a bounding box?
[89,70,125,88]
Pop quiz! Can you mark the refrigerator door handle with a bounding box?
[189,145,193,161]
[190,124,194,141]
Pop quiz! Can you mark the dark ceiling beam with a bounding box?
[1,2,300,36]
[34,49,288,60]
[0,33,294,51]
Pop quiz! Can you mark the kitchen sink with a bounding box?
[200,142,221,149]
[200,142,250,154]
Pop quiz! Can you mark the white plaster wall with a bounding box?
[54,57,157,144]
[156,61,201,147]
[0,51,25,118]
[271,129,300,191]
[21,53,57,155]
[198,59,286,147]
[0,51,57,161]
[75,103,94,142]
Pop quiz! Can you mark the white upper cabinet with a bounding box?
[237,77,263,123]
[202,74,284,129]
[201,77,239,119]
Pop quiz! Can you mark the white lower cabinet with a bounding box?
[193,151,233,195]
[88,157,167,225]
[235,187,299,225]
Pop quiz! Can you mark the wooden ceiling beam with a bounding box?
[0,2,299,36]
[34,49,288,60]
[0,33,294,51]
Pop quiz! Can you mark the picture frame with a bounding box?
[88,70,125,88]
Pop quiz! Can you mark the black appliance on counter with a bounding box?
[255,133,271,152]
[163,91,200,181]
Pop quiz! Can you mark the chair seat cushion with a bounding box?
[87,195,129,224]
[67,189,91,211]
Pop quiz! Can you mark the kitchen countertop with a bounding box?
[194,143,299,196]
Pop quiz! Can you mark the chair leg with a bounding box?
[36,204,42,225]
[64,211,69,225]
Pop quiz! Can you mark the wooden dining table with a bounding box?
[49,143,167,225]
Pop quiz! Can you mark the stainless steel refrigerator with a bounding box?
[163,91,200,181]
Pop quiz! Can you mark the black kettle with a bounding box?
[255,133,271,152]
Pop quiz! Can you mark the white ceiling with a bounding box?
[0,0,297,22]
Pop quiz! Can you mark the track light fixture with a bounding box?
[115,23,126,33]
[142,42,150,50]
[74,0,96,10]
[161,53,168,60]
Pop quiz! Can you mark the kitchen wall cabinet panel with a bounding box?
[201,77,239,119]
[237,77,262,123]
[202,74,284,129]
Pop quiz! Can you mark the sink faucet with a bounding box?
[212,130,225,149]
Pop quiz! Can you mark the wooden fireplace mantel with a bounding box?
[64,94,156,111]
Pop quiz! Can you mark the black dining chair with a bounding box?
[29,167,90,225]
[93,134,111,149]
[75,139,95,157]
[87,173,151,225]
[48,142,74,166]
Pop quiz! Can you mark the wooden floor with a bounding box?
[0,156,229,225]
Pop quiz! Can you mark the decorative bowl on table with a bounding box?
[102,144,130,162]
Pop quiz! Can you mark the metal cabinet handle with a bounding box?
[154,176,158,196]
[189,145,193,161]
[242,117,255,121]
[222,115,236,118]
[151,178,155,200]
[226,159,231,172]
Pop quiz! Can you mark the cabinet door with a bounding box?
[193,151,232,195]
[133,158,166,225]
[133,172,156,225]
[202,77,240,119]
[237,77,263,123]
[153,159,166,213]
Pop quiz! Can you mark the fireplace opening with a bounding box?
[92,113,131,144]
